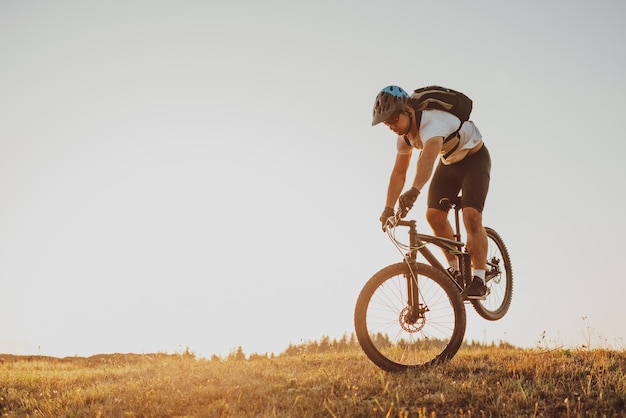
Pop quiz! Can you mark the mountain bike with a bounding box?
[354,197,513,372]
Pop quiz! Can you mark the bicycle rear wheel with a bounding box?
[471,227,513,320]
[354,262,466,372]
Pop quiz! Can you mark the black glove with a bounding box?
[379,206,395,231]
[398,187,420,217]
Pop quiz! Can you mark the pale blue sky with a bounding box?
[1,1,624,357]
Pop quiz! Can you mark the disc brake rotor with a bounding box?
[399,305,427,332]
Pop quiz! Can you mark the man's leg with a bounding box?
[426,208,456,263]
[462,207,487,270]
[458,145,491,298]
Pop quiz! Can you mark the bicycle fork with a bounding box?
[403,222,429,324]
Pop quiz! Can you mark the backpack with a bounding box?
[404,85,473,148]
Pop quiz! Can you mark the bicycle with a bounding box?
[354,196,513,372]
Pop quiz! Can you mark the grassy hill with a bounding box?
[0,341,624,417]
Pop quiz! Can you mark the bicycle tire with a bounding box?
[470,227,513,320]
[354,262,466,372]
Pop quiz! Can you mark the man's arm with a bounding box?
[410,136,443,191]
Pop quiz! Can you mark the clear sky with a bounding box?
[1,1,625,358]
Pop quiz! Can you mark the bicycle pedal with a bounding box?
[466,294,488,301]
[461,287,490,301]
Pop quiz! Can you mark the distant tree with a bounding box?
[278,333,364,356]
[307,341,319,354]
[346,333,360,350]
[318,336,331,353]
[282,343,301,357]
[181,346,196,359]
[338,333,349,351]
[227,346,246,361]
[248,353,268,361]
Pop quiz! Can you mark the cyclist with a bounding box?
[372,85,491,299]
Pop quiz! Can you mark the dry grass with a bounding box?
[0,345,624,417]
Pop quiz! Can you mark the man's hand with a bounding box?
[379,206,395,231]
[398,187,420,217]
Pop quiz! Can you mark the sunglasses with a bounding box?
[383,112,402,126]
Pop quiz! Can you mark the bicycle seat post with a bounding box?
[440,196,463,243]
[453,202,462,243]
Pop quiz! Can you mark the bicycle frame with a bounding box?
[397,219,466,292]
[392,196,472,291]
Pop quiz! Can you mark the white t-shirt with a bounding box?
[397,109,483,165]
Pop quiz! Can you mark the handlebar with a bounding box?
[384,195,463,231]
[382,211,416,231]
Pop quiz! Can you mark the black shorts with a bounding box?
[427,144,491,213]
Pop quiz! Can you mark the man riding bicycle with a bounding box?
[372,85,491,299]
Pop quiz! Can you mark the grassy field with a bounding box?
[0,342,624,417]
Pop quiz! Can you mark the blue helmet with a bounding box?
[371,85,409,126]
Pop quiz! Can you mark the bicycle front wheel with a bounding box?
[354,262,466,372]
[471,227,513,320]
